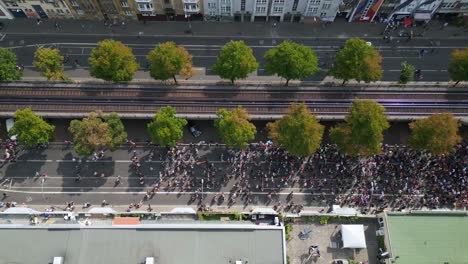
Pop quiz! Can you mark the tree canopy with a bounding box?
[33,47,66,80]
[448,48,468,86]
[409,113,461,155]
[330,38,383,85]
[88,39,139,82]
[146,42,193,84]
[211,40,259,84]
[330,99,389,156]
[214,107,257,148]
[69,111,127,156]
[9,108,55,147]
[399,61,415,84]
[147,106,187,147]
[102,112,128,151]
[267,103,324,157]
[0,48,22,81]
[264,41,319,86]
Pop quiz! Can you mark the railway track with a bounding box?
[0,84,467,118]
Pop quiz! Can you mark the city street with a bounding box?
[0,144,335,208]
[1,139,466,213]
[1,19,466,81]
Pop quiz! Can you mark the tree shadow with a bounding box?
[2,150,47,185]
[56,157,115,193]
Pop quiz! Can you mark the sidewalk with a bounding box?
[3,203,329,215]
[2,16,467,40]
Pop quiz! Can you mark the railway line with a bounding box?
[0,84,467,119]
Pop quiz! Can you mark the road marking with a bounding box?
[0,187,422,197]
[0,33,6,42]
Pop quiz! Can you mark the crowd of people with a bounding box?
[122,139,466,213]
[1,138,466,214]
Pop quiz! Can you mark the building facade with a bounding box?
[1,0,73,19]
[0,0,465,22]
[203,0,341,22]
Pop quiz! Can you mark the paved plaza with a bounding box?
[287,220,378,264]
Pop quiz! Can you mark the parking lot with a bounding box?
[287,220,378,264]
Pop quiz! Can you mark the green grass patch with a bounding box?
[285,223,293,241]
[197,212,242,221]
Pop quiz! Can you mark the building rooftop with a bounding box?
[385,212,468,264]
[0,223,285,264]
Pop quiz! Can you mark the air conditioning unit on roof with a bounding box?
[53,257,64,264]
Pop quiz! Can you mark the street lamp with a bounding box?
[201,178,204,199]
[185,13,192,34]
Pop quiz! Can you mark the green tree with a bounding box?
[146,41,193,84]
[33,47,67,80]
[0,48,22,81]
[88,39,139,82]
[330,99,389,156]
[399,61,415,84]
[147,106,187,147]
[214,107,257,148]
[69,111,127,156]
[448,48,468,87]
[102,112,127,151]
[409,113,461,154]
[330,38,383,85]
[9,108,55,147]
[264,41,319,86]
[211,40,259,84]
[267,103,324,157]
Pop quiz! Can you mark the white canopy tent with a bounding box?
[252,208,278,215]
[341,224,367,249]
[169,207,197,215]
[88,207,117,215]
[2,207,39,215]
[332,205,357,216]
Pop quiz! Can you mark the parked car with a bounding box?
[332,260,349,264]
[187,121,202,138]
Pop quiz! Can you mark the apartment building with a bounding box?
[377,0,467,21]
[0,0,73,19]
[203,0,341,22]
[132,0,203,20]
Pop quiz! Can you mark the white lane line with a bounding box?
[0,187,420,197]
[0,33,6,41]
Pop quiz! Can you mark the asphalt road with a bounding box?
[2,34,465,81]
[0,145,344,209]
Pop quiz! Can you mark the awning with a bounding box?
[341,224,367,248]
[414,13,432,20]
[2,207,40,215]
[252,208,278,215]
[87,207,116,215]
[169,207,196,214]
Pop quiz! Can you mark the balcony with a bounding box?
[137,3,153,11]
[182,0,199,3]
[183,4,200,13]
[135,0,151,3]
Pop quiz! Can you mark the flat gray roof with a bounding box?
[0,224,285,264]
